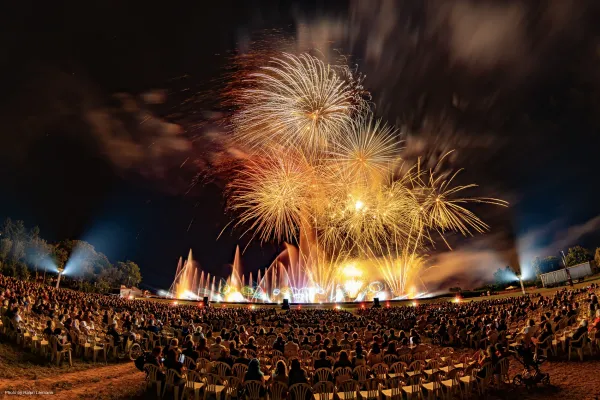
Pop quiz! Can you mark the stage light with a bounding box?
[173,301,178,305]
[335,305,341,310]
[128,295,134,300]
[386,302,390,308]
[412,301,417,307]
[453,297,460,303]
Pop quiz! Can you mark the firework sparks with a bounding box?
[222,52,506,300]
[232,53,367,157]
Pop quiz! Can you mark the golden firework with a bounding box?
[232,53,367,157]
[225,52,506,300]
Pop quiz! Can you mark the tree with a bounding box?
[116,260,142,287]
[29,226,40,241]
[532,256,561,276]
[2,218,26,242]
[10,240,25,263]
[595,248,600,268]
[2,262,16,277]
[16,262,30,281]
[0,238,12,260]
[493,266,514,285]
[564,246,592,267]
[99,266,123,289]
[53,246,69,270]
[26,237,53,274]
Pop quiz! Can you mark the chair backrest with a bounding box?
[313,380,335,400]
[244,380,264,400]
[233,363,249,380]
[363,378,380,399]
[289,383,312,400]
[272,349,284,357]
[203,373,224,392]
[498,358,509,376]
[479,362,494,381]
[446,367,463,383]
[413,352,426,361]
[407,374,423,392]
[386,376,404,398]
[383,354,397,365]
[338,379,358,400]
[185,370,203,390]
[353,365,370,382]
[197,358,211,373]
[183,355,195,370]
[270,381,288,400]
[389,362,406,375]
[398,354,412,364]
[572,332,588,345]
[49,335,58,351]
[426,359,439,371]
[334,367,353,381]
[408,360,424,373]
[225,376,241,398]
[144,364,161,381]
[441,347,454,356]
[165,368,181,386]
[198,350,210,359]
[427,371,442,391]
[314,367,332,383]
[371,363,388,378]
[214,361,232,377]
[272,355,286,365]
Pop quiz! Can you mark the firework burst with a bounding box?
[224,52,506,300]
[232,53,367,157]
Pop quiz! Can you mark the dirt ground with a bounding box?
[1,340,599,400]
[0,342,146,399]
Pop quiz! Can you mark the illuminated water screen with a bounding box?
[169,245,430,303]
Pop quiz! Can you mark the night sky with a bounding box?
[2,0,600,292]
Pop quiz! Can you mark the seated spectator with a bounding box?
[273,335,285,354]
[352,347,366,367]
[409,329,421,346]
[334,350,353,369]
[229,341,240,358]
[569,320,589,347]
[209,336,226,360]
[244,359,265,384]
[217,348,234,368]
[477,346,498,378]
[284,336,299,358]
[314,350,332,370]
[235,349,251,366]
[589,309,600,333]
[272,360,288,384]
[367,342,383,366]
[288,359,309,386]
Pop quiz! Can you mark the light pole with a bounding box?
[517,274,525,295]
[56,267,65,289]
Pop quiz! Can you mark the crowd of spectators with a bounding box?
[1,273,599,398]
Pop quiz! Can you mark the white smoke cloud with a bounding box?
[437,1,528,69]
[425,214,600,291]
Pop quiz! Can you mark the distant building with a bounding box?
[120,285,143,299]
